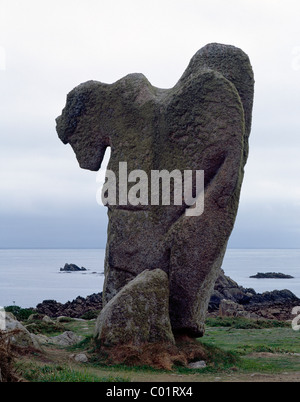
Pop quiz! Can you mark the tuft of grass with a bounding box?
[80,310,100,320]
[56,316,74,323]
[25,320,65,336]
[68,335,94,351]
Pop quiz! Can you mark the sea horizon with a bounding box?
[1,247,299,250]
[1,248,299,308]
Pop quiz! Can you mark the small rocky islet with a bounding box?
[60,263,87,272]
[249,272,294,279]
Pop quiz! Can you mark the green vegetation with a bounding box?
[25,320,64,335]
[6,312,300,382]
[203,324,300,355]
[80,310,100,320]
[5,305,35,321]
[205,316,290,329]
[200,317,300,374]
[16,361,130,382]
[63,317,96,338]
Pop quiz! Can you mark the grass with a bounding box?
[205,316,289,329]
[201,317,300,374]
[16,361,130,382]
[202,325,300,354]
[63,318,96,337]
[7,313,300,382]
[239,354,300,373]
[25,320,65,335]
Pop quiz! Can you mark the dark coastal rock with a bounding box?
[242,289,300,321]
[60,263,87,272]
[56,43,254,338]
[209,269,255,310]
[249,272,294,279]
[36,293,102,318]
[209,269,300,321]
[35,268,300,322]
[245,289,299,306]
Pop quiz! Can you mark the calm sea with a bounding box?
[0,248,299,308]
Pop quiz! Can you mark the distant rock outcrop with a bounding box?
[60,263,87,272]
[249,272,294,279]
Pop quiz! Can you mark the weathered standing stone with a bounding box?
[94,269,175,346]
[56,43,254,337]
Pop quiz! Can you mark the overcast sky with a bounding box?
[0,0,300,249]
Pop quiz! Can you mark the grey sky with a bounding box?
[0,0,300,248]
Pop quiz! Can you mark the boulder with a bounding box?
[188,360,207,369]
[49,331,83,346]
[94,269,175,346]
[70,353,88,363]
[3,313,41,350]
[42,315,53,323]
[33,334,51,345]
[219,299,251,318]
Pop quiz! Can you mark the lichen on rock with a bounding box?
[94,269,174,346]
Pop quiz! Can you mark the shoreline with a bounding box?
[28,269,300,322]
[1,248,300,308]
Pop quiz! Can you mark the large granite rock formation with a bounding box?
[56,43,254,337]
